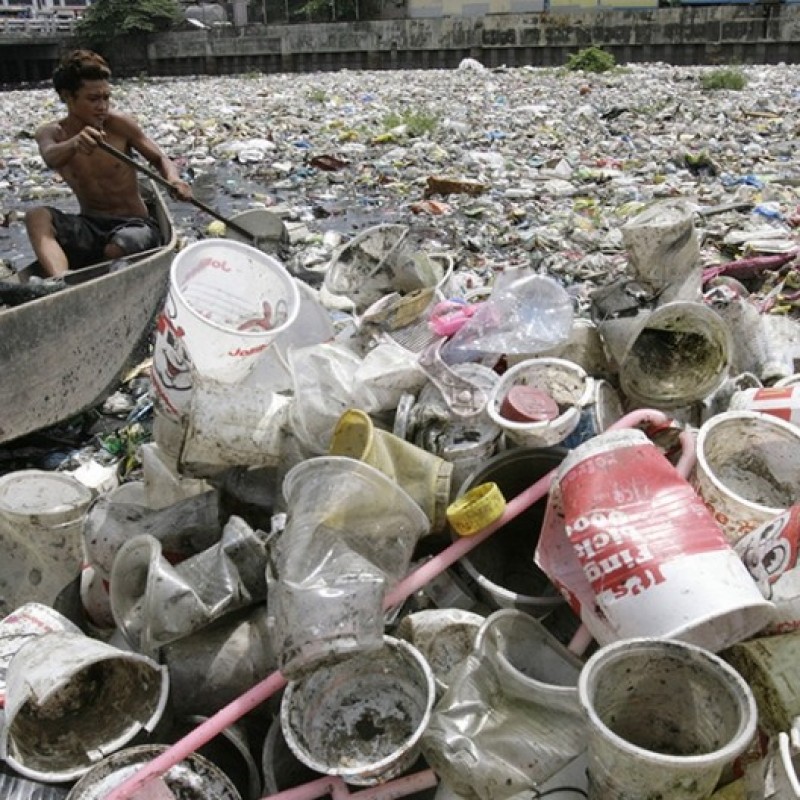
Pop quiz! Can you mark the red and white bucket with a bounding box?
[729,385,800,428]
[535,428,773,651]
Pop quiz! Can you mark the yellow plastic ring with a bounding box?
[447,482,506,537]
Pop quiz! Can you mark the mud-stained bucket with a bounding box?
[280,635,436,786]
[152,238,300,415]
[578,637,758,800]
[598,301,730,409]
[0,470,92,618]
[180,374,290,474]
[721,632,800,737]
[457,447,567,615]
[486,358,593,448]
[65,744,241,799]
[0,632,168,783]
[693,411,800,544]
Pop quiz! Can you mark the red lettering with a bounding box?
[229,343,269,357]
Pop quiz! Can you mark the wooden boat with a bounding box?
[0,182,177,445]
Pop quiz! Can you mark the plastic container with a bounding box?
[421,610,586,800]
[597,301,731,409]
[180,374,290,473]
[693,410,800,544]
[280,636,435,786]
[729,385,800,428]
[153,238,300,392]
[578,638,757,800]
[538,428,774,651]
[268,456,430,678]
[0,632,168,783]
[65,745,241,800]
[0,469,92,618]
[456,447,567,615]
[486,358,593,448]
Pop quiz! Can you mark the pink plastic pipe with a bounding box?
[104,408,680,800]
[261,767,439,800]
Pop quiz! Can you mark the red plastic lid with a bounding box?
[500,386,559,423]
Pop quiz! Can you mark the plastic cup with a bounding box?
[0,632,168,783]
[693,410,800,544]
[541,428,774,651]
[154,238,300,388]
[579,638,757,800]
[0,470,92,617]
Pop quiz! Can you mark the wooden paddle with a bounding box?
[95,139,263,244]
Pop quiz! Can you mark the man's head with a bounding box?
[53,50,111,99]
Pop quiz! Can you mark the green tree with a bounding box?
[76,0,182,47]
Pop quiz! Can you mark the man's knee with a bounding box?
[24,206,53,234]
[103,241,126,260]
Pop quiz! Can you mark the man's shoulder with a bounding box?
[105,111,142,134]
[35,118,67,142]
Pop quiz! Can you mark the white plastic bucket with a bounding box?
[486,357,593,448]
[155,238,300,389]
[598,301,731,409]
[0,470,92,617]
[693,410,800,544]
[0,632,168,782]
[280,636,435,786]
[65,744,241,800]
[578,638,758,800]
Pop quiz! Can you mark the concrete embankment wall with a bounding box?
[2,4,800,83]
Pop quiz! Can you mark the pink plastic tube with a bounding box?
[104,408,680,800]
[261,767,439,800]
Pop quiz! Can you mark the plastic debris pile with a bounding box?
[2,62,800,800]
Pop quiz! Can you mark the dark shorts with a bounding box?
[48,207,162,270]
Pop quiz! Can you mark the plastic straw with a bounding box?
[104,408,670,800]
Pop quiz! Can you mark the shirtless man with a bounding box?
[25,50,192,277]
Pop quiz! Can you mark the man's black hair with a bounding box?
[53,50,111,96]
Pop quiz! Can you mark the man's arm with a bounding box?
[36,122,105,169]
[118,114,192,201]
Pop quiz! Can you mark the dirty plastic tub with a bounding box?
[456,447,567,616]
[280,635,435,786]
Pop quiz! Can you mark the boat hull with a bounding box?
[0,185,176,444]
